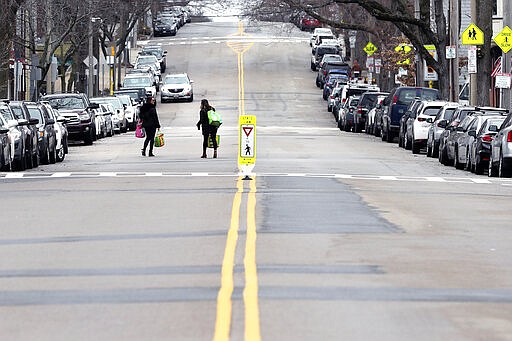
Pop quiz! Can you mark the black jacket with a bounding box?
[139,103,160,129]
[197,106,215,135]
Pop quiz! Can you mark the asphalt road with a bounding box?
[1,20,512,341]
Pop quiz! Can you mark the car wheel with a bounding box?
[439,145,447,165]
[189,94,194,102]
[84,132,93,146]
[41,145,50,165]
[56,147,65,162]
[426,141,432,157]
[454,148,463,169]
[474,157,484,175]
[32,152,39,168]
[26,150,34,169]
[464,149,471,171]
[412,138,420,154]
[49,145,56,164]
[488,155,498,177]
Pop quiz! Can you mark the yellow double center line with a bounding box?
[213,177,260,341]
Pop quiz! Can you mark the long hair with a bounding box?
[201,99,210,111]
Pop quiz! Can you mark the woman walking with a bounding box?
[139,96,160,157]
[196,99,218,158]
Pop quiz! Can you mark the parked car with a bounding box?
[322,74,348,101]
[456,114,506,171]
[122,74,157,97]
[353,90,387,133]
[398,99,424,149]
[116,94,138,130]
[316,61,350,88]
[114,88,146,105]
[404,100,446,154]
[380,86,440,143]
[0,122,9,170]
[41,103,69,162]
[468,116,506,174]
[23,102,57,165]
[310,28,333,46]
[300,16,322,32]
[426,102,459,157]
[311,44,339,71]
[97,103,115,137]
[338,95,360,132]
[0,101,28,170]
[41,93,97,145]
[365,95,387,135]
[318,54,343,71]
[327,82,346,113]
[489,112,512,177]
[153,18,177,37]
[134,54,161,82]
[438,106,507,165]
[90,97,128,133]
[160,73,194,103]
[140,46,167,73]
[8,101,40,169]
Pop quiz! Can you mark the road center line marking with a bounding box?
[213,177,243,341]
[244,177,261,341]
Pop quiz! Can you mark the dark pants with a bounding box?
[203,127,218,154]
[143,127,157,153]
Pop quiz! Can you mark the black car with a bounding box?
[24,102,57,165]
[311,44,339,71]
[41,93,98,145]
[9,101,40,169]
[316,61,350,88]
[353,91,388,133]
[0,124,9,171]
[153,18,177,37]
[380,87,439,143]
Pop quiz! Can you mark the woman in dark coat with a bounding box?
[138,96,160,156]
[196,99,218,158]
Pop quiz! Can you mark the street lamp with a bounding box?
[87,17,102,98]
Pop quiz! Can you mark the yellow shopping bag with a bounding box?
[154,130,165,147]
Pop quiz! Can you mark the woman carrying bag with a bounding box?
[139,96,161,157]
[196,99,218,158]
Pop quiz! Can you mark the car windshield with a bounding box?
[317,47,337,55]
[397,89,438,105]
[117,96,131,106]
[485,118,505,131]
[117,92,139,101]
[349,99,359,106]
[91,98,123,110]
[164,75,188,84]
[123,77,152,87]
[137,56,158,64]
[424,107,442,116]
[443,108,456,120]
[46,97,85,110]
[142,49,163,58]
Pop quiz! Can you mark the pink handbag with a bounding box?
[135,122,145,138]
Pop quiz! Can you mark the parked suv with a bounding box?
[23,102,57,165]
[343,87,382,133]
[316,61,350,88]
[0,100,29,170]
[41,93,98,145]
[9,101,40,169]
[311,44,339,71]
[489,112,512,177]
[380,87,439,143]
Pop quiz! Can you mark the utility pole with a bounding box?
[470,0,478,105]
[87,17,94,98]
[449,0,460,101]
[503,0,512,109]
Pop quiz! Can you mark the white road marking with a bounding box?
[1,171,511,186]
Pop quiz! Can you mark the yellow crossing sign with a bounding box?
[239,115,256,176]
[494,26,512,53]
[462,23,484,45]
[363,42,377,56]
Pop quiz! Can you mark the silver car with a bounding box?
[160,73,194,103]
[489,112,512,177]
[426,102,458,157]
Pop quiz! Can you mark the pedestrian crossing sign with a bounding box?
[494,26,512,53]
[363,42,377,56]
[239,115,256,168]
[462,23,484,45]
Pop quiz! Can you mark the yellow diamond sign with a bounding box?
[461,23,484,45]
[363,42,377,56]
[394,44,412,53]
[494,26,512,53]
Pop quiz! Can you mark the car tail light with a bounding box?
[342,98,347,103]
[329,95,334,100]
[481,134,493,142]
[392,95,398,104]
[357,106,363,114]
[417,117,426,122]
[508,131,512,142]
[323,70,327,76]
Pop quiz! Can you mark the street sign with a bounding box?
[394,44,412,54]
[349,36,356,49]
[494,26,512,53]
[363,42,377,56]
[446,45,456,59]
[461,23,484,45]
[424,45,438,81]
[495,73,511,88]
[468,46,477,73]
[239,115,256,175]
[83,56,98,68]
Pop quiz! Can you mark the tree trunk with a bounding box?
[476,0,493,106]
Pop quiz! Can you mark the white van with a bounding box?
[310,28,333,46]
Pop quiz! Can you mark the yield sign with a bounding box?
[243,126,253,137]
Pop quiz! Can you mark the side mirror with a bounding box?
[17,119,29,126]
[190,80,194,84]
[438,120,448,128]
[46,118,55,125]
[488,124,499,132]
[456,126,464,132]
[0,127,8,134]
[123,104,127,109]
[29,118,39,125]
[57,116,66,123]
[164,50,168,55]
[89,103,100,109]
[426,117,434,124]
[468,130,477,137]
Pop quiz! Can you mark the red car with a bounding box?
[300,17,321,31]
